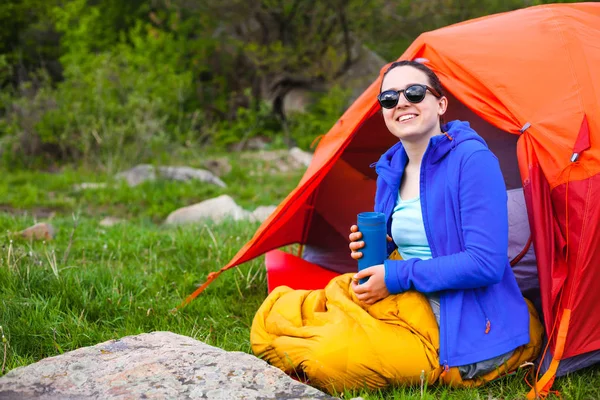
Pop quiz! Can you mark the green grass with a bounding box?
[1,151,599,399]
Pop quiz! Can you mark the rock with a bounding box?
[289,147,313,167]
[158,166,226,188]
[99,217,125,227]
[73,182,108,191]
[115,165,226,188]
[0,331,334,400]
[17,223,56,241]
[336,45,387,104]
[250,205,277,223]
[282,88,314,115]
[115,164,156,186]
[203,158,232,177]
[165,195,249,225]
[230,136,272,152]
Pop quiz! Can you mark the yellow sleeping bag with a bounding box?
[251,273,543,393]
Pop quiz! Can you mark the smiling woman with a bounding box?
[251,60,544,393]
[348,60,542,382]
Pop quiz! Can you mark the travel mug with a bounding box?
[356,212,387,284]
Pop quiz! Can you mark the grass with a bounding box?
[0,150,599,399]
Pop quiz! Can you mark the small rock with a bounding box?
[73,182,108,191]
[203,158,232,177]
[17,223,56,241]
[116,165,226,188]
[250,205,277,223]
[165,195,249,225]
[0,332,334,400]
[282,88,313,115]
[115,165,156,186]
[289,147,313,167]
[230,136,272,152]
[99,217,124,227]
[158,166,226,188]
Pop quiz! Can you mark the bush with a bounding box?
[0,5,200,170]
[287,86,351,150]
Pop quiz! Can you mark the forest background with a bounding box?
[0,0,580,170]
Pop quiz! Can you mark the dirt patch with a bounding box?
[0,205,64,218]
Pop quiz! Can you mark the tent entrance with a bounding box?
[303,90,534,285]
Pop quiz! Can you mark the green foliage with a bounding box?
[0,0,587,168]
[287,86,352,150]
[212,100,283,150]
[1,3,201,169]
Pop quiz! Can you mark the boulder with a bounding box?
[116,165,226,188]
[165,195,249,225]
[0,331,334,400]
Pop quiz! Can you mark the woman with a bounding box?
[251,60,542,393]
[349,60,541,380]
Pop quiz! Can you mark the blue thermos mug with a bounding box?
[356,212,387,284]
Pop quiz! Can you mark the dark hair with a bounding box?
[380,60,445,97]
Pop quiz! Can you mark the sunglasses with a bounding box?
[377,84,442,109]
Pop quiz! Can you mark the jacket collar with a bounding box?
[374,120,486,185]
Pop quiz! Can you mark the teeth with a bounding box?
[399,114,416,122]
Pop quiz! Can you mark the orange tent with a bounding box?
[185,3,600,397]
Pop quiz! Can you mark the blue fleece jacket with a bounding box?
[375,120,530,369]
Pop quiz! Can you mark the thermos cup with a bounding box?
[356,212,387,284]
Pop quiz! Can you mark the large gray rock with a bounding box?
[165,195,249,225]
[0,331,334,400]
[116,165,226,188]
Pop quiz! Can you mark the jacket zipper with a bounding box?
[475,291,492,334]
[419,141,450,368]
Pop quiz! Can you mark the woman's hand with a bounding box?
[348,225,393,260]
[351,264,390,305]
[348,225,364,259]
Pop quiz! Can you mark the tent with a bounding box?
[184,3,600,397]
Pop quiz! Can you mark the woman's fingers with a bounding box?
[349,241,364,251]
[349,232,362,242]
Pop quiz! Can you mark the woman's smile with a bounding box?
[396,113,418,123]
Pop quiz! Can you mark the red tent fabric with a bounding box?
[184,3,600,396]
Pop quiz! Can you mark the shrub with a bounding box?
[287,86,351,150]
[0,2,200,170]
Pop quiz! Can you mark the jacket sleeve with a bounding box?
[384,149,509,294]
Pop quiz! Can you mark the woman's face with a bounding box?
[380,66,447,142]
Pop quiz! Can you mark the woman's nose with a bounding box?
[396,95,410,108]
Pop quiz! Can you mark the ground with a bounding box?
[0,151,598,399]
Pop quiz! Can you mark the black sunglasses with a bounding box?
[377,84,442,109]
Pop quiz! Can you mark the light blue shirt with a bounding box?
[390,193,432,261]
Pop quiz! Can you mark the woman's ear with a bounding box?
[438,96,448,116]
